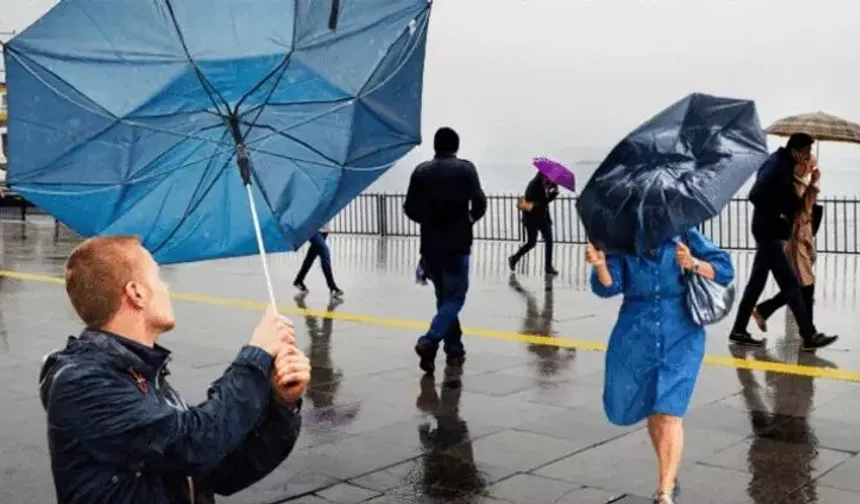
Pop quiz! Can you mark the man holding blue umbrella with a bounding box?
[40,236,309,503]
[728,133,838,350]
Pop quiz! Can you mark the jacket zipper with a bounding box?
[153,358,195,504]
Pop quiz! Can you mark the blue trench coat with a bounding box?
[591,229,734,426]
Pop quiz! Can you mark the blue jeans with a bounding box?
[418,254,470,356]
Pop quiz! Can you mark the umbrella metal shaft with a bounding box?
[227,114,278,312]
[245,183,278,312]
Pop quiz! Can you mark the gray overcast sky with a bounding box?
[2,0,859,168]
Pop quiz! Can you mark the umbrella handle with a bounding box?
[244,184,278,312]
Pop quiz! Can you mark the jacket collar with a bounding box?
[76,330,172,379]
[776,147,795,168]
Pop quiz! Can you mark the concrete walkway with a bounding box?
[1,221,859,503]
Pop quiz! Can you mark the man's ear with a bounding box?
[124,281,147,309]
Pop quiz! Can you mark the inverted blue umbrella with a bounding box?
[2,0,431,308]
[576,92,769,254]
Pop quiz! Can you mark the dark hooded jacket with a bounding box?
[39,330,302,504]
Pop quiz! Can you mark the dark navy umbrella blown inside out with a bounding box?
[576,92,769,254]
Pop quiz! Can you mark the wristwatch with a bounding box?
[691,259,700,273]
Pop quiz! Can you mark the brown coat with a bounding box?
[785,171,819,286]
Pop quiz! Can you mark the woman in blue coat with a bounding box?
[585,229,734,504]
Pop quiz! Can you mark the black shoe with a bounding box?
[801,333,838,352]
[546,267,559,276]
[293,280,308,293]
[415,342,437,374]
[508,255,516,272]
[729,331,765,347]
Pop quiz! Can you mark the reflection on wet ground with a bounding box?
[1,220,860,503]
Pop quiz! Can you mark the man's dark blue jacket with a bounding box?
[39,330,302,504]
[748,147,803,241]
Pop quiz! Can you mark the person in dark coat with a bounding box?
[752,157,821,331]
[728,133,837,351]
[508,173,559,275]
[404,127,487,374]
[39,236,310,504]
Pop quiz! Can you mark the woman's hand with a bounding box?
[675,241,695,270]
[811,167,821,185]
[585,243,606,267]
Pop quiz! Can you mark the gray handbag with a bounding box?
[681,233,735,326]
[684,271,735,326]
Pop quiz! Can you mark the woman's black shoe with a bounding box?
[729,331,765,347]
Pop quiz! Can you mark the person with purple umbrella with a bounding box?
[508,172,561,275]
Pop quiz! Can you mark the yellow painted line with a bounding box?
[2,269,859,382]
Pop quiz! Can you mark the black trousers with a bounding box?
[757,284,815,323]
[511,219,553,269]
[731,238,816,338]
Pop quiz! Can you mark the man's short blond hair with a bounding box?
[65,236,143,329]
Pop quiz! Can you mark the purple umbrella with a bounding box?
[532,157,576,192]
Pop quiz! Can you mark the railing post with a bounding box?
[377,194,387,237]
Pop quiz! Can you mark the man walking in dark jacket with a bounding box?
[729,133,837,351]
[405,127,487,373]
[40,236,310,503]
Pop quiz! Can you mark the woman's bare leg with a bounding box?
[647,414,684,495]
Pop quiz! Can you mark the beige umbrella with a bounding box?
[765,111,860,157]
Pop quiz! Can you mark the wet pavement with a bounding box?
[1,219,860,503]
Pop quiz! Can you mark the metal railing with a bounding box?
[3,191,858,254]
[328,193,860,254]
[0,191,43,220]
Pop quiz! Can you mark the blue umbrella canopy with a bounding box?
[2,0,431,266]
[576,92,768,254]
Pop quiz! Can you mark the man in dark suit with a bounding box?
[404,127,487,373]
[729,133,837,350]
